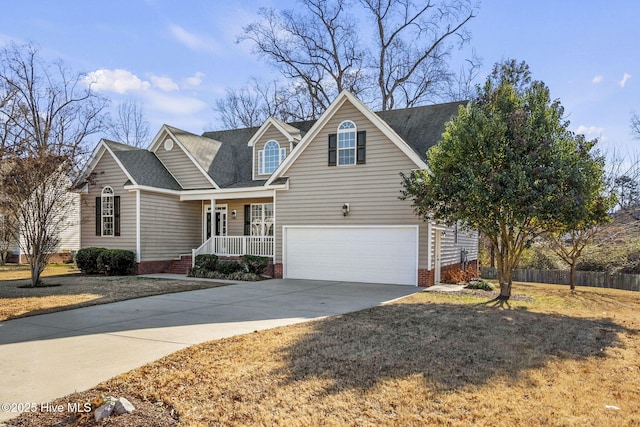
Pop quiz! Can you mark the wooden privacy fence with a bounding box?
[480,267,640,292]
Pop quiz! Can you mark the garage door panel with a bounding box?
[284,226,417,286]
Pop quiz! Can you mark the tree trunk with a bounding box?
[29,256,44,287]
[569,263,576,291]
[490,245,495,268]
[495,252,513,300]
[498,281,512,300]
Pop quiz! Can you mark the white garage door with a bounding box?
[284,226,418,285]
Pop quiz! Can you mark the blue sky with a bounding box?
[1,0,639,156]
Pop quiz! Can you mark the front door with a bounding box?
[215,207,227,236]
[205,205,227,239]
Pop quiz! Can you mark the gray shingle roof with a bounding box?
[104,140,182,190]
[95,101,461,192]
[201,127,258,187]
[375,101,466,160]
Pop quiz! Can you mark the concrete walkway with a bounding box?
[0,277,416,422]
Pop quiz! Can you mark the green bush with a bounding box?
[75,247,106,274]
[216,260,244,275]
[465,279,494,291]
[241,255,270,275]
[194,254,218,271]
[96,249,136,275]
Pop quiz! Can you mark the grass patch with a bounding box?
[0,263,78,280]
[0,267,230,321]
[10,282,640,426]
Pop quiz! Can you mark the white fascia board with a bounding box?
[247,117,298,147]
[75,183,89,194]
[123,184,182,196]
[147,125,172,152]
[266,90,428,185]
[125,181,288,199]
[180,184,287,201]
[74,140,112,187]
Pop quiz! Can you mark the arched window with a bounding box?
[101,187,114,236]
[337,121,356,165]
[258,140,286,175]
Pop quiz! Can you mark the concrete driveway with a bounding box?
[0,278,416,422]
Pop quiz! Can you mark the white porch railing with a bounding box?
[192,236,274,267]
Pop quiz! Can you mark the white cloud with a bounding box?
[576,125,604,136]
[169,24,220,53]
[84,69,150,94]
[150,75,179,92]
[145,91,209,116]
[184,72,205,88]
[619,72,632,88]
[592,75,603,84]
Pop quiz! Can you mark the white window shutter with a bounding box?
[258,150,264,175]
[280,147,286,163]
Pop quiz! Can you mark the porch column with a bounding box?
[210,198,216,254]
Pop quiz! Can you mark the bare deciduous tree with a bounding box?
[226,0,477,126]
[214,78,317,129]
[107,99,150,147]
[362,0,476,110]
[631,110,640,140]
[0,42,106,286]
[241,0,367,115]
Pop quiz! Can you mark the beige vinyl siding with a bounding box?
[155,142,212,189]
[254,126,290,179]
[432,224,479,268]
[140,192,201,261]
[80,152,137,253]
[275,101,428,266]
[204,198,273,238]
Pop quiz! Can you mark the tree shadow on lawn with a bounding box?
[276,302,633,395]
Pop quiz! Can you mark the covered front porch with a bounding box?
[181,189,276,265]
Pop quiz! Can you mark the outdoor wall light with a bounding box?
[231,210,237,218]
[342,203,350,216]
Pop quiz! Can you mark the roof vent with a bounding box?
[164,138,174,151]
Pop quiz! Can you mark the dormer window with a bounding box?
[258,140,286,175]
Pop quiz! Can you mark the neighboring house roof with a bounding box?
[104,140,182,190]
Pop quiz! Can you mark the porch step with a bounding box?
[165,255,192,275]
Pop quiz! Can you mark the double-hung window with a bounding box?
[328,121,365,166]
[258,140,286,175]
[337,121,356,165]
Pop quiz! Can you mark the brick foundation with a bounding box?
[274,263,283,279]
[418,269,433,287]
[418,260,479,287]
[136,260,174,275]
[165,255,193,275]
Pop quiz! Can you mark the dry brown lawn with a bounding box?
[9,282,640,427]
[0,264,229,321]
